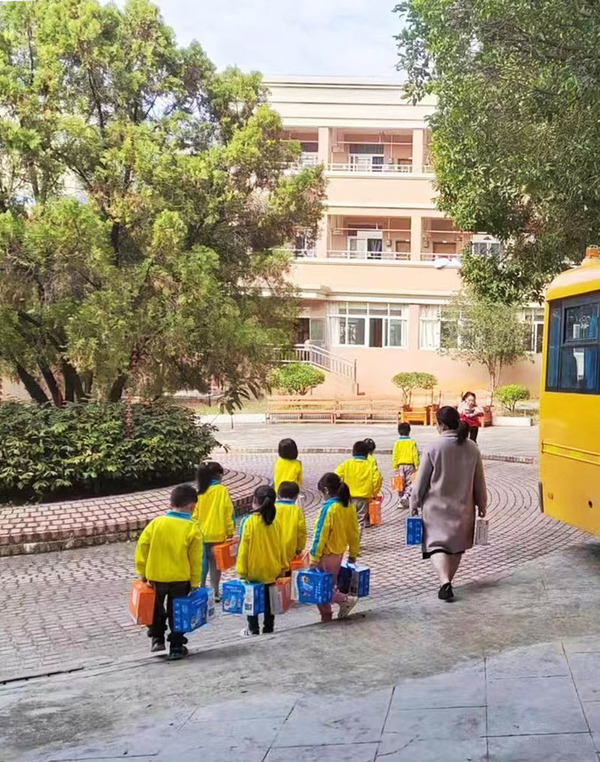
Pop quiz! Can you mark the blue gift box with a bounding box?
[338,563,370,598]
[291,569,334,604]
[406,516,424,546]
[221,580,265,616]
[172,588,208,633]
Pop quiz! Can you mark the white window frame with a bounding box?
[331,302,409,349]
[523,308,545,354]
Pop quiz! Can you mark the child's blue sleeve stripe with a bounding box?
[310,504,330,557]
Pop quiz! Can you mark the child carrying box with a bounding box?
[134,484,203,661]
[393,423,420,509]
[363,438,384,527]
[335,441,382,533]
[310,472,361,622]
[194,462,235,602]
[237,485,287,637]
[275,481,307,571]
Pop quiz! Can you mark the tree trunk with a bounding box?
[15,363,49,403]
[38,363,63,407]
[108,374,127,402]
[61,361,86,403]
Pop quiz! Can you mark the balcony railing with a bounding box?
[281,248,317,258]
[327,250,411,261]
[284,155,320,171]
[327,162,412,174]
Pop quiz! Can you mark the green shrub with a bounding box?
[495,384,530,413]
[392,372,438,404]
[269,363,326,396]
[0,402,218,503]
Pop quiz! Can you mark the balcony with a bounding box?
[327,162,413,175]
[326,249,410,261]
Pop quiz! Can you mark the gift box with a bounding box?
[222,580,265,616]
[368,498,382,526]
[290,550,310,571]
[338,562,370,598]
[213,538,239,572]
[392,474,405,492]
[405,516,424,546]
[291,569,334,605]
[172,588,208,633]
[474,518,489,546]
[129,580,156,626]
[269,577,292,615]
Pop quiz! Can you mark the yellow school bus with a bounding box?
[539,245,600,534]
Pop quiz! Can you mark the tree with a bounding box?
[395,0,600,303]
[495,384,530,414]
[441,292,531,398]
[392,372,437,405]
[269,363,326,396]
[0,0,325,409]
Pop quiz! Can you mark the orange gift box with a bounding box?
[369,499,382,526]
[392,474,405,492]
[290,550,310,571]
[214,537,239,571]
[269,577,293,615]
[129,580,156,626]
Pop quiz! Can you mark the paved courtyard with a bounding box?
[2,428,600,762]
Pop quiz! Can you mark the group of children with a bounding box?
[135,424,421,660]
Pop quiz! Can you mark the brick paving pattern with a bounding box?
[0,469,262,557]
[0,451,584,685]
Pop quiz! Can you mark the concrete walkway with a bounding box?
[213,422,539,461]
[4,541,600,762]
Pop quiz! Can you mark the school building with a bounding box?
[266,76,543,400]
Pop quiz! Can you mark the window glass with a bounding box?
[565,303,599,342]
[369,318,383,347]
[546,304,561,389]
[348,302,368,315]
[559,346,598,391]
[388,319,406,347]
[346,317,365,345]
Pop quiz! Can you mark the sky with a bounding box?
[148,1,402,79]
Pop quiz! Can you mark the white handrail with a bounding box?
[275,344,357,383]
[327,250,411,261]
[327,162,412,174]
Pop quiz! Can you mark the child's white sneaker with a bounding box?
[338,595,358,620]
[240,628,259,638]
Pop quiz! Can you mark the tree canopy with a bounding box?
[269,363,326,396]
[396,0,600,302]
[0,0,325,409]
[441,291,531,397]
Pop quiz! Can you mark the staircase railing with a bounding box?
[275,344,357,386]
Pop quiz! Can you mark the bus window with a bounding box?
[546,304,561,390]
[559,346,598,392]
[565,303,599,342]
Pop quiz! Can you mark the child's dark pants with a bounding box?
[247,583,275,635]
[148,580,190,646]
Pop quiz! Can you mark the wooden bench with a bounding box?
[334,398,399,424]
[399,405,429,426]
[267,397,337,423]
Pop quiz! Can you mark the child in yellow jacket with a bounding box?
[194,462,235,602]
[335,441,382,532]
[135,484,203,661]
[274,438,303,494]
[275,481,307,569]
[310,472,361,623]
[237,485,287,637]
[393,423,420,508]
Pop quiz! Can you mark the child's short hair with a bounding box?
[278,438,298,460]
[363,437,376,454]
[352,440,370,457]
[278,481,300,500]
[170,483,198,509]
[398,423,411,436]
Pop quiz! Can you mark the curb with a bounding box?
[216,447,535,465]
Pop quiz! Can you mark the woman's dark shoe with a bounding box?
[151,637,166,652]
[438,583,454,601]
[167,645,189,661]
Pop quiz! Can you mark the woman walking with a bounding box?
[410,406,487,601]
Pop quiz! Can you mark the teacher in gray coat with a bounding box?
[410,405,488,601]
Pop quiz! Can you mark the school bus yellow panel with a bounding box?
[539,247,600,535]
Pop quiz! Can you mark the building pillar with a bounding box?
[318,127,330,166]
[412,129,424,174]
[410,215,422,260]
[315,214,329,258]
[408,303,420,352]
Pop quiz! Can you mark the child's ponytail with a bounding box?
[196,461,224,495]
[317,472,350,507]
[253,485,277,525]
